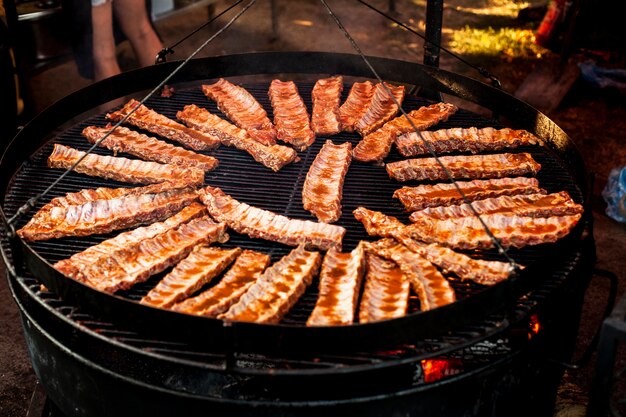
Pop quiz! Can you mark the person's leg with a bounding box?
[113,0,163,68]
[91,0,121,81]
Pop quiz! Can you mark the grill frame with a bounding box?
[1,52,589,355]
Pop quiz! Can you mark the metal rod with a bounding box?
[423,0,443,67]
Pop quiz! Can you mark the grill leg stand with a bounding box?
[421,0,444,101]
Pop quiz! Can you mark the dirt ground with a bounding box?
[2,0,626,416]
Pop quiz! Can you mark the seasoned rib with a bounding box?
[173,250,271,317]
[17,182,198,241]
[353,206,518,285]
[268,79,315,151]
[105,99,220,150]
[408,212,582,250]
[302,140,352,224]
[202,78,276,145]
[339,80,375,132]
[409,191,583,221]
[177,104,298,172]
[306,243,366,326]
[311,76,343,135]
[396,127,542,157]
[141,246,241,308]
[358,252,409,323]
[82,125,219,172]
[368,239,455,311]
[79,216,229,293]
[354,82,405,136]
[353,102,458,163]
[386,153,541,182]
[220,245,322,323]
[393,177,545,211]
[48,144,205,186]
[198,186,346,251]
[54,203,206,278]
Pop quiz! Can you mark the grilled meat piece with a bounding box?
[173,250,271,317]
[198,186,346,251]
[311,75,343,135]
[386,153,541,182]
[354,82,405,136]
[353,102,458,163]
[409,191,583,221]
[82,125,219,171]
[54,203,206,278]
[307,243,366,326]
[393,177,545,211]
[141,246,241,308]
[79,216,229,293]
[220,245,322,323]
[338,80,375,132]
[396,127,542,157]
[358,252,409,323]
[268,79,315,151]
[48,144,205,186]
[368,239,455,311]
[106,99,221,150]
[202,78,276,145]
[177,104,298,172]
[17,182,198,241]
[302,140,352,224]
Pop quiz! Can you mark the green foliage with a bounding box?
[449,26,550,59]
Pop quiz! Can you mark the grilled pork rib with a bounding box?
[311,76,343,135]
[17,182,199,241]
[307,243,366,326]
[368,239,455,311]
[80,216,229,293]
[358,252,410,323]
[354,82,405,136]
[141,246,241,308]
[198,186,346,251]
[386,153,541,182]
[48,144,205,186]
[338,80,375,132]
[353,102,458,163]
[396,127,542,157]
[220,245,322,323]
[106,99,221,150]
[202,78,276,145]
[302,140,352,224]
[393,177,545,211]
[177,104,298,172]
[268,79,315,151]
[82,125,219,172]
[173,250,271,317]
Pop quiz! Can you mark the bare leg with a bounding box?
[113,0,163,68]
[91,1,121,81]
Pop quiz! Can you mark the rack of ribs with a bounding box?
[338,80,375,132]
[311,76,343,136]
[393,177,546,211]
[354,82,405,136]
[141,246,242,308]
[106,99,220,150]
[386,153,541,182]
[82,125,219,172]
[268,79,315,151]
[353,102,458,163]
[177,104,298,172]
[306,243,366,326]
[17,182,199,241]
[220,245,322,323]
[202,78,276,146]
[48,144,205,186]
[173,250,271,317]
[198,186,346,251]
[395,127,542,157]
[302,140,352,224]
